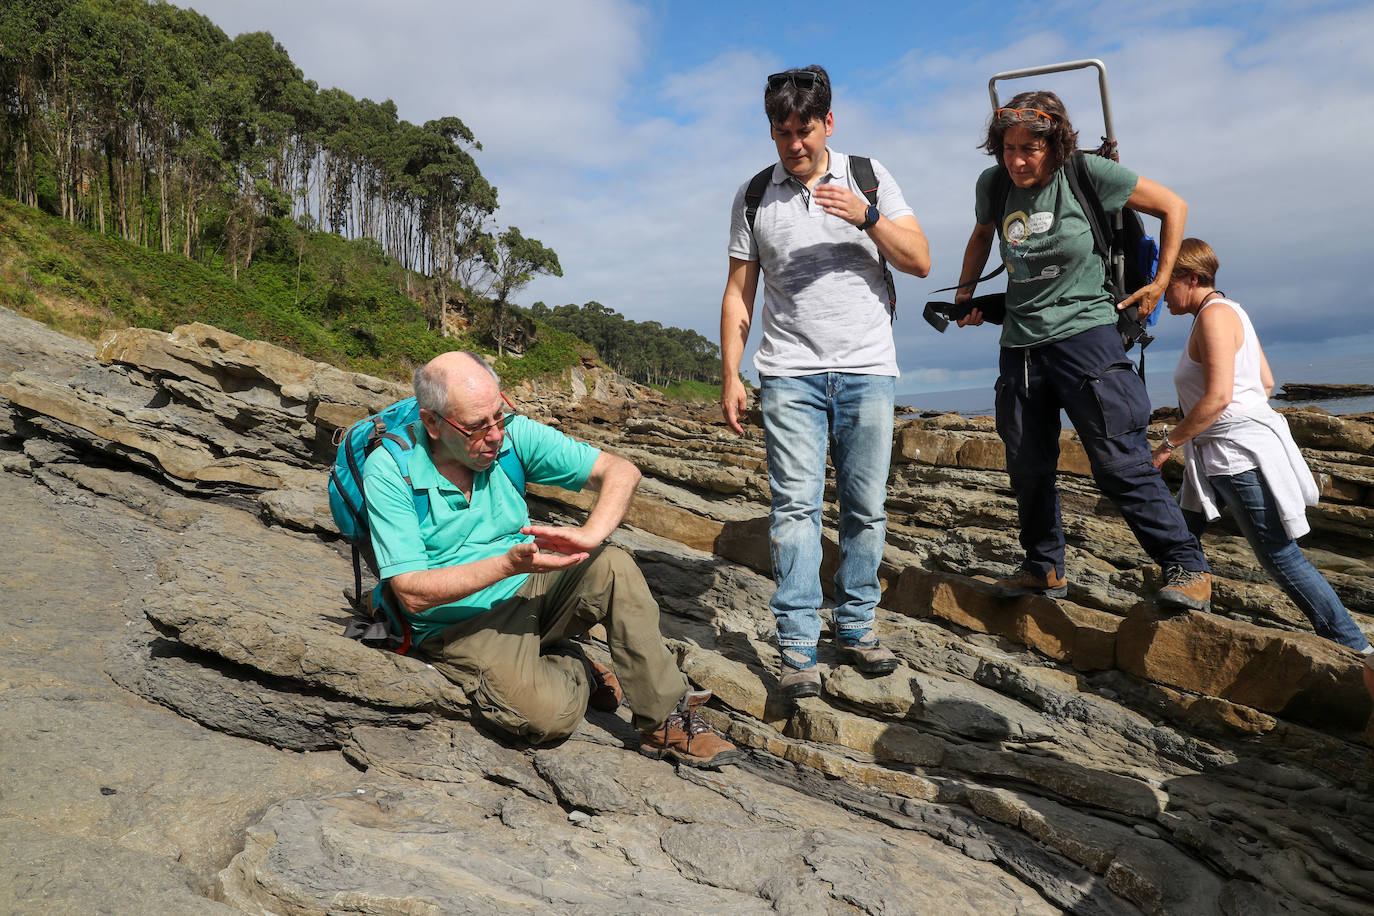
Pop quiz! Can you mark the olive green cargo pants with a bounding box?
[418,546,689,742]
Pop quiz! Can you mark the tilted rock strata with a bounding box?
[3,308,1374,914]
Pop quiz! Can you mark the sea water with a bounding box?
[898,350,1374,420]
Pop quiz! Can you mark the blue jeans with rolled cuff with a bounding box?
[760,373,894,652]
[1183,468,1370,650]
[995,323,1208,579]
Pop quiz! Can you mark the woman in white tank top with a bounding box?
[1149,239,1370,652]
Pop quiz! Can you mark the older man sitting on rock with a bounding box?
[364,350,737,768]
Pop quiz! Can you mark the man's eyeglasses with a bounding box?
[767,69,826,92]
[996,107,1054,123]
[436,392,517,440]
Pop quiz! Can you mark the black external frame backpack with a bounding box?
[743,156,897,319]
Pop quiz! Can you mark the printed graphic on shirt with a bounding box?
[1003,210,1029,245]
[1003,208,1064,285]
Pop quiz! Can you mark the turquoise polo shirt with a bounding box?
[362,415,599,647]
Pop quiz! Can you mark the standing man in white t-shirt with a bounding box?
[719,65,931,700]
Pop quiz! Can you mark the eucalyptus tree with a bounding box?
[484,226,561,355]
[410,115,496,330]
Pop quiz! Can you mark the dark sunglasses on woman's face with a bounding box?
[767,70,824,92]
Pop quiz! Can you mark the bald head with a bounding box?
[414,351,500,416]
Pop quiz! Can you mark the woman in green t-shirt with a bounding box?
[951,90,1211,610]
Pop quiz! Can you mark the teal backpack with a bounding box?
[328,397,525,653]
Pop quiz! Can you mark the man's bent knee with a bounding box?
[582,545,651,600]
[593,544,636,575]
[471,678,584,745]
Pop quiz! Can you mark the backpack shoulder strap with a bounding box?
[849,155,879,206]
[932,166,1010,295]
[1064,150,1112,263]
[743,165,774,232]
[1067,151,1151,371]
[496,447,525,495]
[991,166,1012,237]
[847,155,897,315]
[377,426,430,525]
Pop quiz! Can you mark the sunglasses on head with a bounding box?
[767,69,825,92]
[996,107,1054,123]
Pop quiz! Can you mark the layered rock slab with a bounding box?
[6,308,1374,914]
[216,741,1058,916]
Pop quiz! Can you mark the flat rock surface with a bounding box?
[0,466,360,913]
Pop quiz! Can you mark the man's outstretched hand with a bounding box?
[505,538,588,575]
[519,524,604,558]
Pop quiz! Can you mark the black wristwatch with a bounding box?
[857,205,880,231]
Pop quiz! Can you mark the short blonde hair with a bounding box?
[1173,238,1218,286]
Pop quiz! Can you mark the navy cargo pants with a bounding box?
[995,322,1208,578]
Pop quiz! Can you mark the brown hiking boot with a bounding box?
[778,663,822,700]
[639,690,739,768]
[778,648,821,700]
[991,565,1068,598]
[835,630,899,676]
[1156,567,1211,611]
[587,660,623,712]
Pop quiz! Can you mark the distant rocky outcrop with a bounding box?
[1275,382,1374,401]
[4,306,1374,914]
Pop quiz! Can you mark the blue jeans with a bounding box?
[760,373,894,650]
[1183,469,1370,650]
[996,323,1208,577]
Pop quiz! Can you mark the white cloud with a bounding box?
[184,0,1374,397]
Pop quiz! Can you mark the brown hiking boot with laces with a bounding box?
[639,690,739,769]
[835,630,899,676]
[991,565,1068,598]
[1156,566,1211,612]
[778,648,821,700]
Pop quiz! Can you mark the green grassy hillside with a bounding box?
[0,199,587,385]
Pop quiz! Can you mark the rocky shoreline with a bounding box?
[3,306,1373,914]
[1274,382,1374,401]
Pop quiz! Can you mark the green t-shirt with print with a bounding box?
[974,154,1138,348]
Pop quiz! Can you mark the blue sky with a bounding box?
[187,0,1374,399]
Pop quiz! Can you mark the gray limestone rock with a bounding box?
[7,306,1374,914]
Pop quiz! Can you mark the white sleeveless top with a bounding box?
[1172,297,1267,476]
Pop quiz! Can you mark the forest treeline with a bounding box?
[0,0,551,332]
[0,0,721,387]
[531,301,719,387]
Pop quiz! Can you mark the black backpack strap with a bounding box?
[1063,150,1113,274]
[848,155,897,317]
[992,166,1012,235]
[850,155,879,207]
[743,165,774,232]
[1065,150,1150,376]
